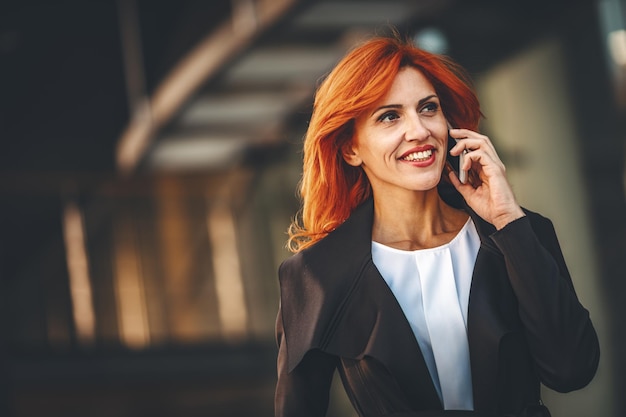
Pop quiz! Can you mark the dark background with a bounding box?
[0,1,624,416]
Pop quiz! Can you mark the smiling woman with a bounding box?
[343,68,450,201]
[287,36,481,252]
[275,34,600,417]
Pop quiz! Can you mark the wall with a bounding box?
[476,38,613,417]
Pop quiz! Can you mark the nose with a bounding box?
[405,113,430,141]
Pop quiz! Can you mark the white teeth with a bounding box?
[402,149,433,161]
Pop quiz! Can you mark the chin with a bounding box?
[412,172,444,191]
[409,179,441,192]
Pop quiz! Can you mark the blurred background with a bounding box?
[0,0,624,416]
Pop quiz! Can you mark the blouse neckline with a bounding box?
[371,217,473,254]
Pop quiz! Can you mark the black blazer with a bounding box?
[275,198,599,417]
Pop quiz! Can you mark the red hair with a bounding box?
[288,35,482,252]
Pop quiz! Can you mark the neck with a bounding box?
[371,188,468,250]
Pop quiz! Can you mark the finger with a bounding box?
[460,145,505,173]
[449,129,498,156]
[451,137,498,160]
[460,148,486,172]
[448,168,476,195]
[449,128,491,144]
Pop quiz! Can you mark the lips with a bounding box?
[398,145,436,162]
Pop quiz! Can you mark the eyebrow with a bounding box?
[370,94,439,116]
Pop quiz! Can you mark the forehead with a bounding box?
[382,66,435,101]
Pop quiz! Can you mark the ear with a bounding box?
[341,143,362,167]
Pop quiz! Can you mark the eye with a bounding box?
[420,102,439,115]
[377,111,399,123]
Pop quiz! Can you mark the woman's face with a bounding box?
[344,66,449,197]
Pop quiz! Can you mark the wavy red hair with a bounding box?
[288,35,482,252]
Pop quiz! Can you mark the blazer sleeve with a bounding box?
[275,305,337,417]
[489,214,600,392]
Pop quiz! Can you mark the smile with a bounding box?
[400,149,433,162]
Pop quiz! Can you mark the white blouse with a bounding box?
[371,218,480,410]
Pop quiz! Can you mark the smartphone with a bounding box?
[446,132,468,184]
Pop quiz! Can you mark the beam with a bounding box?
[115,0,299,175]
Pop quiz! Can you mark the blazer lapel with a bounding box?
[466,212,514,413]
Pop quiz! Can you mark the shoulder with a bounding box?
[277,230,370,314]
[279,198,375,294]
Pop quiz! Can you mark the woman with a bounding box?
[275,35,599,417]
